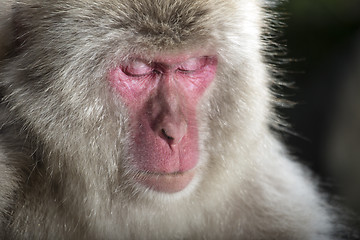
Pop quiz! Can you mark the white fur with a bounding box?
[0,0,338,239]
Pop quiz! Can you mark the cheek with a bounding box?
[177,63,217,101]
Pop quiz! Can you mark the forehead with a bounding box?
[100,0,230,50]
[14,0,239,63]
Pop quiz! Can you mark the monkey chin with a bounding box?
[137,169,196,194]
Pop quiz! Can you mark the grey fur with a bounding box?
[0,0,338,239]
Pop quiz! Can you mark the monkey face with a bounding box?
[4,0,255,197]
[109,54,218,193]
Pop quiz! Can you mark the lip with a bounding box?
[136,169,196,193]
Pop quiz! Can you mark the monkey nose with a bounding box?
[159,121,187,146]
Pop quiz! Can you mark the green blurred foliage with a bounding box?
[273,0,360,175]
[279,0,360,64]
[274,0,360,233]
[286,0,360,24]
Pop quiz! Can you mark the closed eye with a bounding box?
[123,60,154,77]
[177,57,208,73]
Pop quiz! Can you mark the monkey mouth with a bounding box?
[136,169,196,193]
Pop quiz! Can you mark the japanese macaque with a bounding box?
[0,0,337,239]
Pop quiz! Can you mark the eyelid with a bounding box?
[178,57,207,72]
[123,60,153,77]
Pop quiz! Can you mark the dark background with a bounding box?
[276,0,360,234]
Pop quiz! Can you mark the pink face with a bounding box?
[109,53,218,193]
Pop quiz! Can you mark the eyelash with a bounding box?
[176,69,197,74]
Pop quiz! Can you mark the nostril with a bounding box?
[158,121,187,146]
[161,128,174,141]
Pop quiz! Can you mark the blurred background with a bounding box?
[276,0,360,234]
